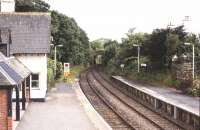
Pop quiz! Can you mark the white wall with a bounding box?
[15,54,48,99]
[0,0,15,12]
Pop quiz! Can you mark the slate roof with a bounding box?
[0,61,22,83]
[0,71,15,86]
[0,52,31,87]
[0,12,51,54]
[5,57,30,78]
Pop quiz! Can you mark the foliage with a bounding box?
[59,65,87,83]
[102,26,199,94]
[16,1,90,66]
[90,38,107,51]
[55,61,63,79]
[189,79,200,96]
[119,33,148,65]
[103,40,118,65]
[51,11,90,65]
[15,0,50,12]
[47,58,63,89]
[90,38,111,65]
[126,69,181,88]
[143,26,185,69]
[47,58,55,90]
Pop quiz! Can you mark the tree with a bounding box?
[165,34,180,68]
[51,11,90,65]
[103,40,118,65]
[15,0,50,12]
[143,26,187,69]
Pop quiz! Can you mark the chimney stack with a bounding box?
[0,0,15,12]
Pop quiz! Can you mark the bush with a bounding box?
[55,62,63,79]
[189,80,200,96]
[47,58,55,90]
[59,64,87,83]
[47,68,55,90]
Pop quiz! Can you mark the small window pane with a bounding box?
[32,74,39,80]
[32,81,39,88]
[31,74,39,88]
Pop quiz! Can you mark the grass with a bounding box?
[58,65,87,83]
[104,65,180,88]
[128,70,180,88]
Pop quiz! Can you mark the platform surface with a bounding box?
[113,76,200,116]
[15,83,98,130]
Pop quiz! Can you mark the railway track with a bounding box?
[92,68,184,130]
[80,68,183,130]
[79,71,133,130]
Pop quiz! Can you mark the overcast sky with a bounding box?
[47,0,200,41]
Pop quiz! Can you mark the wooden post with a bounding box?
[22,81,26,110]
[7,88,12,117]
[15,85,20,121]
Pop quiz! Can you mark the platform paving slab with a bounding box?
[15,83,98,130]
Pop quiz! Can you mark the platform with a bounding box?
[15,82,111,130]
[113,76,200,116]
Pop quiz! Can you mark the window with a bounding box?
[0,44,7,56]
[31,74,39,88]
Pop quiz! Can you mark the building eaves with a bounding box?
[5,57,31,79]
[0,61,22,84]
[0,66,16,86]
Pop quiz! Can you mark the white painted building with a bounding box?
[15,54,48,100]
[0,0,15,12]
[0,0,51,101]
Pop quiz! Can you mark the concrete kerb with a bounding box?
[73,82,112,130]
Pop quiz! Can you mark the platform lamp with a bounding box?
[133,44,140,73]
[50,41,63,78]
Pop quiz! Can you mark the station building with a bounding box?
[0,52,31,130]
[0,0,50,129]
[0,0,51,101]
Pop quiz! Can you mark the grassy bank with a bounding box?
[58,65,88,83]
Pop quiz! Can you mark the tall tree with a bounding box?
[15,0,50,12]
[103,40,118,65]
[51,11,90,65]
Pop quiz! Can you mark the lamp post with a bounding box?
[51,44,63,77]
[184,42,195,79]
[133,44,140,73]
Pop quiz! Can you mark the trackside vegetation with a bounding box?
[16,0,199,96]
[91,27,200,96]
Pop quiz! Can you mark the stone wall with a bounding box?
[175,62,193,81]
[172,61,193,91]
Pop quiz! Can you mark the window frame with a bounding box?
[31,73,40,90]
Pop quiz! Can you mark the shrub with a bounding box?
[47,68,55,90]
[55,62,63,79]
[189,80,200,96]
[47,58,55,90]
